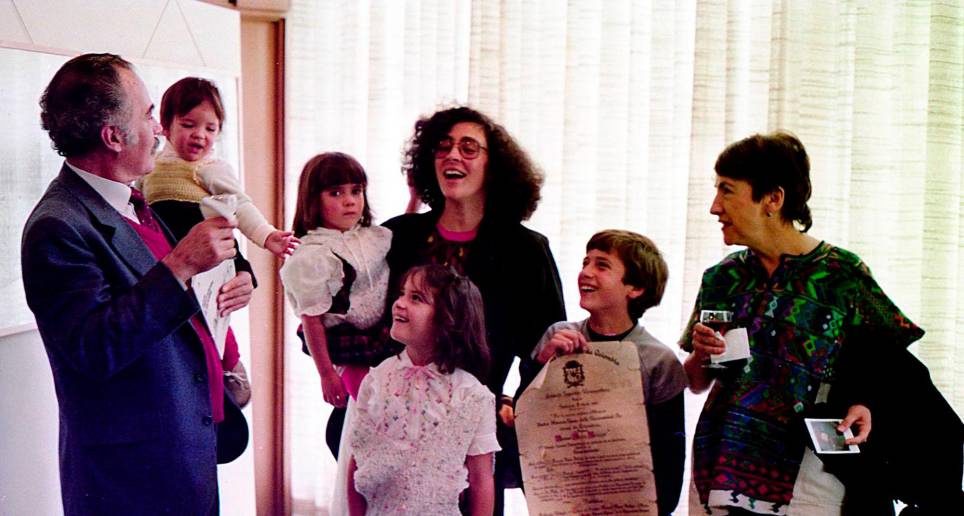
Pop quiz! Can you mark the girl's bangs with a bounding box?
[318,160,368,190]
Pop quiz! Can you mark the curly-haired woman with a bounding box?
[384,106,567,513]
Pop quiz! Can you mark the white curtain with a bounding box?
[285,1,963,513]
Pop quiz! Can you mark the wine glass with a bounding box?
[700,309,733,369]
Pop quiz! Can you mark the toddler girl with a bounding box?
[347,264,499,515]
[280,152,396,514]
[280,152,394,405]
[140,77,296,257]
[141,77,280,424]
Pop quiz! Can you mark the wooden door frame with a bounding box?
[239,8,288,515]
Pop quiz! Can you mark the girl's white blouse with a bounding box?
[279,224,391,329]
[350,352,500,514]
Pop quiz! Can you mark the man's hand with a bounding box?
[218,271,254,316]
[161,217,237,284]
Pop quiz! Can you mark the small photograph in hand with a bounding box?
[805,418,860,454]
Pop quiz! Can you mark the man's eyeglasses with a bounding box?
[434,137,488,160]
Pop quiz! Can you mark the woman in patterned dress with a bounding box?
[680,132,923,515]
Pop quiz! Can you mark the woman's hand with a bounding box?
[321,368,348,408]
[690,323,727,361]
[682,323,728,394]
[839,404,871,445]
[536,329,589,364]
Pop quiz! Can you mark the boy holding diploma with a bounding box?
[530,229,687,515]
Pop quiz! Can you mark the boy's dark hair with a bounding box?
[160,77,225,132]
[400,265,490,382]
[291,152,372,237]
[587,230,668,320]
[402,106,544,223]
[715,131,813,232]
[40,53,133,157]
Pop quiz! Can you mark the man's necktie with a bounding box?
[129,188,160,232]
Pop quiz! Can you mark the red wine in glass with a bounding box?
[700,310,733,369]
[703,318,732,334]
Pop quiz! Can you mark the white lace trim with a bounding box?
[349,354,499,514]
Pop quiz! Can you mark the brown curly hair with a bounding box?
[402,106,544,223]
[40,53,134,158]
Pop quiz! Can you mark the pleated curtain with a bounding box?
[285,1,963,513]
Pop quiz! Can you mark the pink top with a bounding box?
[126,219,227,423]
[341,364,369,399]
[435,223,477,243]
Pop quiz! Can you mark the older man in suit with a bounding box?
[21,53,251,515]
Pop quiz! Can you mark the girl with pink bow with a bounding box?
[347,264,499,515]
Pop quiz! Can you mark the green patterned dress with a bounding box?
[680,242,923,514]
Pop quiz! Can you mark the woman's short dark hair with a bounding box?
[160,77,225,132]
[714,131,813,232]
[400,264,490,383]
[291,152,372,237]
[40,53,134,157]
[402,106,544,223]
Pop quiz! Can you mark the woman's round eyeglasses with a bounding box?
[434,137,488,160]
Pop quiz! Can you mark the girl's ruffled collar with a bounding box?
[304,224,364,239]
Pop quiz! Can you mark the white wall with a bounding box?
[0,330,61,515]
[0,1,255,514]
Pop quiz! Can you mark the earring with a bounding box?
[766,211,773,218]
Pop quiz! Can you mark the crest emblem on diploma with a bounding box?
[563,360,585,388]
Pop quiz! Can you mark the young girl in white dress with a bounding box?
[347,264,500,515]
[280,152,395,515]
